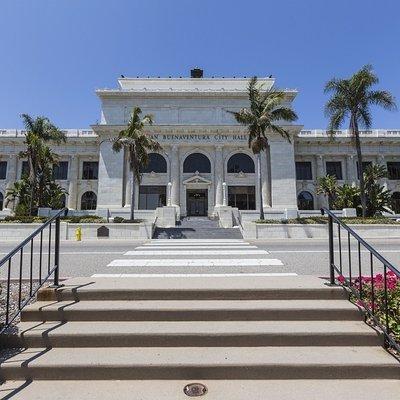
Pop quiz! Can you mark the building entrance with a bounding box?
[186,189,208,216]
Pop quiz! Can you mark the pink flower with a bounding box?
[337,275,345,284]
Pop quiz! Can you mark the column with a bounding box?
[170,145,180,206]
[97,138,124,209]
[260,150,270,207]
[4,155,17,209]
[269,138,298,209]
[346,155,355,184]
[316,155,326,208]
[67,155,79,209]
[214,145,223,206]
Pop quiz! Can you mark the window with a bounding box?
[53,161,69,180]
[387,162,400,180]
[140,153,167,173]
[228,186,256,210]
[21,161,29,178]
[297,191,314,210]
[183,153,211,173]
[0,161,7,179]
[392,192,400,213]
[326,161,343,180]
[296,162,312,180]
[82,161,98,180]
[227,153,255,173]
[139,186,166,209]
[356,161,372,179]
[0,192,3,210]
[81,191,97,210]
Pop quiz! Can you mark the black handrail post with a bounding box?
[328,214,335,285]
[54,216,61,286]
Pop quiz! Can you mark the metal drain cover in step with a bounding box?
[184,383,208,397]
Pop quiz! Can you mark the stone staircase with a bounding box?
[153,216,243,239]
[1,275,399,399]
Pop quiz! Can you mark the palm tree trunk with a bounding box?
[257,153,265,220]
[130,169,135,221]
[352,118,366,217]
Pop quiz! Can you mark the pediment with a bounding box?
[183,172,212,186]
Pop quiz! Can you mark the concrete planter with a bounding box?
[0,222,154,241]
[243,222,400,239]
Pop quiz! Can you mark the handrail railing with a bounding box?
[321,207,400,352]
[0,208,67,334]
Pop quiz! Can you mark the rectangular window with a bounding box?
[0,161,7,179]
[82,161,98,180]
[21,161,29,178]
[53,161,69,180]
[387,162,400,180]
[326,161,343,180]
[228,186,256,210]
[139,186,166,210]
[296,161,312,180]
[356,161,372,179]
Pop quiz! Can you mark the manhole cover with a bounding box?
[183,383,208,397]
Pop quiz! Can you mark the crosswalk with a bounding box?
[104,239,285,272]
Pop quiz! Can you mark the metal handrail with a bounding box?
[321,207,400,353]
[0,208,67,334]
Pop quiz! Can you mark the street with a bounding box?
[1,237,399,279]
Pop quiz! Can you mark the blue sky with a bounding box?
[0,0,399,129]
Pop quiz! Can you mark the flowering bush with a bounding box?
[337,272,400,342]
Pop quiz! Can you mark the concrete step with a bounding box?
[37,276,347,301]
[152,227,243,239]
[1,346,399,380]
[21,299,361,322]
[2,379,400,400]
[2,320,382,348]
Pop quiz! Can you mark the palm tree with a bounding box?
[316,175,338,209]
[228,77,298,219]
[112,107,161,220]
[20,114,66,214]
[324,65,396,217]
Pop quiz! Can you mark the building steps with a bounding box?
[19,299,362,322]
[1,275,399,398]
[3,320,382,348]
[153,217,243,239]
[1,380,400,400]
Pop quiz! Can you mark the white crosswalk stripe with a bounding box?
[106,239,284,271]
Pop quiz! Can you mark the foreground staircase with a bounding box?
[1,275,399,399]
[153,216,243,239]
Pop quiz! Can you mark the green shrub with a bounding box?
[113,216,124,223]
[255,216,399,225]
[60,215,105,223]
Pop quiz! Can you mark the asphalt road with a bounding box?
[1,237,399,279]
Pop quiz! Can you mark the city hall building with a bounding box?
[1,69,400,218]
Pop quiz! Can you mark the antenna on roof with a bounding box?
[120,75,125,78]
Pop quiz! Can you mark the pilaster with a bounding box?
[214,145,223,206]
[67,155,79,209]
[97,138,124,209]
[269,138,297,209]
[170,145,180,206]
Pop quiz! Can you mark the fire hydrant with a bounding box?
[75,227,82,241]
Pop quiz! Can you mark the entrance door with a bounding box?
[186,189,208,216]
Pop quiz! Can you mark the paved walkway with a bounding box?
[94,239,289,277]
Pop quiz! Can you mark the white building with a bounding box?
[1,69,400,219]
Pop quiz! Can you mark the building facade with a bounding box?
[1,70,400,217]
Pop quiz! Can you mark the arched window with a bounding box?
[227,153,255,173]
[140,153,167,173]
[81,191,97,210]
[391,192,400,214]
[183,153,211,173]
[297,191,314,210]
[0,192,3,211]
